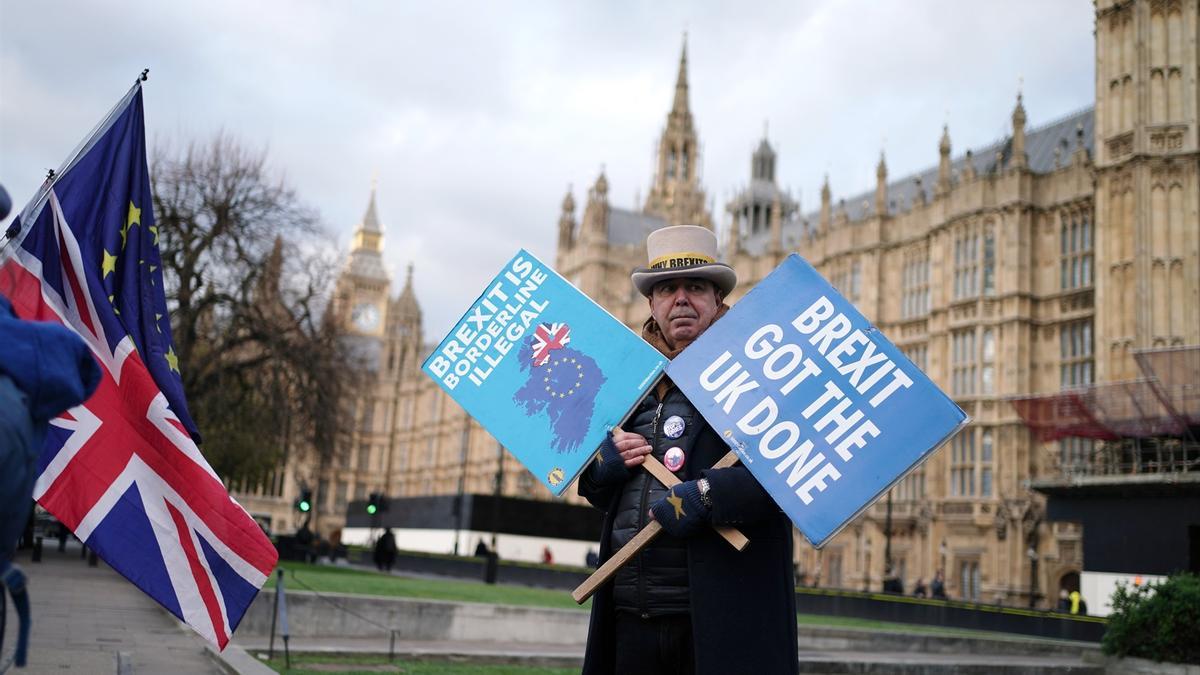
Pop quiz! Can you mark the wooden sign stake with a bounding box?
[572,450,745,604]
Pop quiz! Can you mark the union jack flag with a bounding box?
[0,82,277,649]
[530,322,571,367]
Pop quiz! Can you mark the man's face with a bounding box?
[648,276,722,348]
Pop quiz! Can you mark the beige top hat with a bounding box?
[631,225,737,297]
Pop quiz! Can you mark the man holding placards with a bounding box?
[577,225,799,675]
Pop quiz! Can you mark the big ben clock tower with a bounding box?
[336,187,390,339]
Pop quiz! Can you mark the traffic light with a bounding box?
[294,487,312,513]
[367,492,388,515]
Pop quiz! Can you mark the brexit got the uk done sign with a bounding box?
[668,255,967,547]
[424,250,667,496]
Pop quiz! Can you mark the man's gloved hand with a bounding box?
[587,431,631,487]
[650,480,710,538]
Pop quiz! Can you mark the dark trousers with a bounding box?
[613,612,695,675]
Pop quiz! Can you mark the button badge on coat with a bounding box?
[664,446,686,472]
[662,415,686,439]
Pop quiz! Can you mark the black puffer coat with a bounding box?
[578,382,800,675]
[608,386,693,616]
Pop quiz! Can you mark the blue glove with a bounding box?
[651,481,710,538]
[587,431,630,487]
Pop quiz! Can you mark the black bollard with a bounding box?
[31,537,42,563]
[484,552,499,585]
[268,569,283,659]
[87,549,98,567]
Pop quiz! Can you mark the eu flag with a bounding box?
[0,81,277,649]
[4,84,197,440]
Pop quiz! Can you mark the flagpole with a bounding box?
[0,69,149,263]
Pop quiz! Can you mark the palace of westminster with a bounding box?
[235,0,1198,606]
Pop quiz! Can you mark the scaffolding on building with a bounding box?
[1011,346,1200,479]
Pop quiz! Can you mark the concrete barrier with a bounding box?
[237,589,590,645]
[237,588,1103,664]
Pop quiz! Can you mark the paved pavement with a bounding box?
[5,543,1106,674]
[235,635,584,669]
[8,543,226,674]
[232,635,1108,673]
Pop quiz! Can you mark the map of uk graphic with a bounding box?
[513,323,607,453]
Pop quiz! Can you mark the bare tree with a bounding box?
[151,134,355,486]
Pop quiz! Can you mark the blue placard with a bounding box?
[423,250,667,496]
[667,254,967,547]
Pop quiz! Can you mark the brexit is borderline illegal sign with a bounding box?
[422,250,667,497]
[668,254,968,548]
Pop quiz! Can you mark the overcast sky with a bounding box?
[1,1,1095,340]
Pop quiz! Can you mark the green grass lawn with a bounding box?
[276,561,1031,641]
[793,612,1029,640]
[261,653,576,675]
[278,561,589,611]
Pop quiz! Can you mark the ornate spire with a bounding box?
[644,34,710,228]
[558,185,577,251]
[937,125,952,195]
[397,262,419,314]
[361,186,382,235]
[752,134,777,182]
[584,169,611,242]
[593,169,608,200]
[346,185,388,280]
[769,196,783,255]
[1011,91,1028,169]
[256,235,285,302]
[1071,121,1090,166]
[875,152,888,216]
[672,32,690,118]
[819,174,832,233]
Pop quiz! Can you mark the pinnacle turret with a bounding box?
[672,33,690,118]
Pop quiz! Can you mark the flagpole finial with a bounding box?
[139,68,149,83]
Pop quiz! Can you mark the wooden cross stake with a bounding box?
[572,450,746,604]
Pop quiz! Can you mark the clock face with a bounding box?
[351,302,380,332]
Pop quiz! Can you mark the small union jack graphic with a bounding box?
[531,322,570,367]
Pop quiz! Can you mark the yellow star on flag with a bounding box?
[149,225,159,244]
[102,249,118,278]
[165,345,179,374]
[122,201,141,249]
[668,492,686,520]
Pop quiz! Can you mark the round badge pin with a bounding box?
[664,446,686,472]
[663,415,686,439]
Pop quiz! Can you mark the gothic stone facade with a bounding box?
[556,0,1197,603]
[247,0,1198,606]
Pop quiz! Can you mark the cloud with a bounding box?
[0,0,1094,340]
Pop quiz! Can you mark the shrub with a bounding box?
[1101,573,1200,665]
